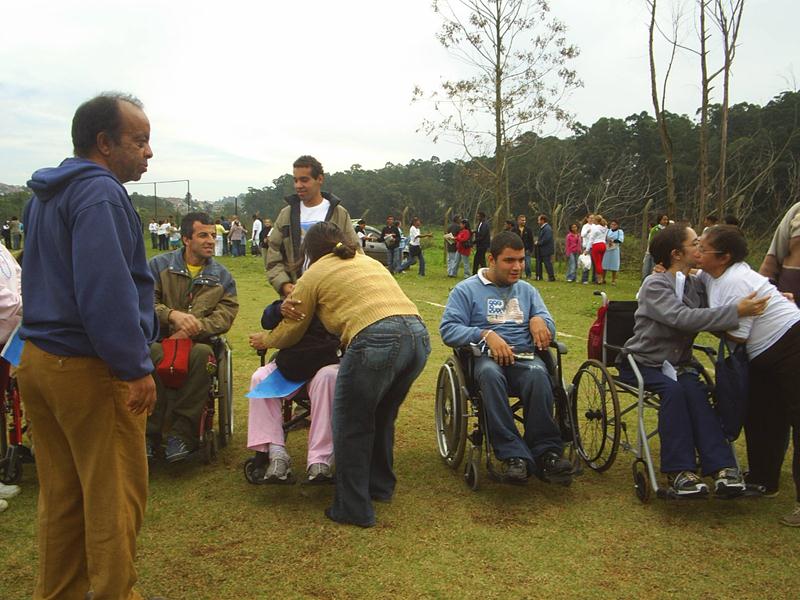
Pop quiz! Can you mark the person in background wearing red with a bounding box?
[455,218,473,279]
[565,223,581,282]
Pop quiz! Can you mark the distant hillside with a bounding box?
[0,183,30,196]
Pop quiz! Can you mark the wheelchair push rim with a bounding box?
[434,356,467,469]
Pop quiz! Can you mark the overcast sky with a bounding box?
[1,0,796,202]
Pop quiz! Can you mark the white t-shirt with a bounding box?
[148,222,158,234]
[700,262,800,359]
[299,200,330,241]
[580,223,592,251]
[158,222,171,236]
[408,225,421,246]
[251,218,262,241]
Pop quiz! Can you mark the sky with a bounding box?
[1,0,797,203]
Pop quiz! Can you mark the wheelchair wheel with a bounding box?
[217,343,233,448]
[202,431,217,465]
[0,454,22,485]
[464,455,480,491]
[571,359,621,472]
[243,454,267,484]
[632,459,650,503]
[434,356,468,469]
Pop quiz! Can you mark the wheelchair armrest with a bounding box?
[550,340,567,355]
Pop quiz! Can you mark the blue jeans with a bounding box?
[387,246,402,273]
[473,355,562,470]
[446,250,458,276]
[617,363,735,474]
[328,315,430,526]
[566,252,578,281]
[398,246,425,275]
[458,253,471,278]
[523,251,532,278]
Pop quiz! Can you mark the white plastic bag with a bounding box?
[578,253,592,271]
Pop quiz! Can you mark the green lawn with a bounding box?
[1,241,798,599]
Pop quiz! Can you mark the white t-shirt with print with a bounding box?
[300,200,330,241]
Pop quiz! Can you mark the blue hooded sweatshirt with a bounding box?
[21,157,158,380]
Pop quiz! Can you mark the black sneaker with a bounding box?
[501,457,528,483]
[164,436,190,463]
[668,471,709,497]
[536,451,572,481]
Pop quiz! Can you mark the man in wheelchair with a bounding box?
[147,212,239,462]
[440,231,572,484]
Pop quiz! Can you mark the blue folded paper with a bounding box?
[1,325,23,367]
[245,367,305,399]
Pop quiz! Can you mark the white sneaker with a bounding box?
[263,456,293,483]
[306,462,333,484]
[0,499,7,512]
[0,483,20,499]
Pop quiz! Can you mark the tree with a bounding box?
[415,0,580,231]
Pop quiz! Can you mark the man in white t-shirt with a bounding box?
[397,216,432,276]
[250,213,263,256]
[148,218,158,249]
[265,155,361,317]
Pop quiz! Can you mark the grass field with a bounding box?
[1,239,798,599]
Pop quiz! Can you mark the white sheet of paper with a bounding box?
[661,360,677,381]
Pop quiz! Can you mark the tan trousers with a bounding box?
[17,342,147,600]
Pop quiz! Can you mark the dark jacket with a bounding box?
[261,300,340,382]
[265,192,361,294]
[21,157,157,380]
[446,222,460,252]
[474,220,491,250]
[516,226,534,252]
[380,225,401,249]
[537,223,554,256]
[149,249,239,342]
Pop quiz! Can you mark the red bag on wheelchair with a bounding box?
[587,304,607,361]
[156,338,192,388]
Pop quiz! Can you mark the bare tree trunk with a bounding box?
[714,0,745,217]
[698,0,711,223]
[647,0,678,217]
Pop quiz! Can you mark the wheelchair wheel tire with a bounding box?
[217,343,233,448]
[464,457,480,491]
[632,460,650,503]
[435,357,467,469]
[243,457,265,484]
[571,359,621,472]
[0,456,22,485]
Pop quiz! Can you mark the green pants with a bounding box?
[147,342,213,449]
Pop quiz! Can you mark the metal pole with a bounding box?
[153,182,157,219]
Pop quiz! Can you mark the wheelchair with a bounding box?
[571,291,743,502]
[434,340,579,491]
[0,359,33,484]
[195,335,233,464]
[242,349,312,484]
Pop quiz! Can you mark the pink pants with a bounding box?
[246,362,337,466]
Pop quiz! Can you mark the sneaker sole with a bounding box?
[780,517,800,527]
[165,451,190,464]
[263,473,296,485]
[715,482,746,498]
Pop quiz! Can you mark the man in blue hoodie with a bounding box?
[16,93,160,600]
